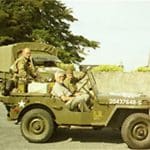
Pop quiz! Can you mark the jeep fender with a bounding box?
[17,103,55,123]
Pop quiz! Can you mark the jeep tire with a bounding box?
[21,108,54,143]
[121,113,150,149]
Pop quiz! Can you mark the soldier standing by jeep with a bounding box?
[10,48,37,92]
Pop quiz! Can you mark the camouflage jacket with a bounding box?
[64,77,79,94]
[10,56,36,80]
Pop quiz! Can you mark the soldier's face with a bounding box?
[23,48,31,59]
[56,75,65,83]
[67,73,73,79]
[59,75,65,83]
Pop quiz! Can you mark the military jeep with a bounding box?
[0,43,150,149]
[0,64,150,149]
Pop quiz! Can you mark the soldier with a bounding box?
[51,71,90,112]
[64,69,86,94]
[64,69,93,109]
[10,48,37,92]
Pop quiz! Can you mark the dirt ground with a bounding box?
[0,103,130,150]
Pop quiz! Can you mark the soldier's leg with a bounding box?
[80,93,93,108]
[78,94,91,112]
[65,99,73,110]
[70,95,90,112]
[18,80,28,93]
[80,93,90,102]
[2,80,15,95]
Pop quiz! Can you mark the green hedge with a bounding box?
[91,65,123,72]
[136,66,150,72]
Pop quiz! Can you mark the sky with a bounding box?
[62,0,150,71]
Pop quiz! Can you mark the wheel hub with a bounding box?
[132,123,148,140]
[29,118,45,134]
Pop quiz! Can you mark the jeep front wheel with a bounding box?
[121,113,150,149]
[21,108,54,143]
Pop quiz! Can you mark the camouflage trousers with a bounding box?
[66,93,90,112]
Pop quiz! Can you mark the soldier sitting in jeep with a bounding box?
[51,71,90,112]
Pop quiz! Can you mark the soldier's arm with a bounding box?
[61,95,73,102]
[27,66,37,78]
[27,58,37,78]
[77,72,87,81]
[76,67,92,81]
[64,80,76,94]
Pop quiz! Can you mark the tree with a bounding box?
[0,0,99,63]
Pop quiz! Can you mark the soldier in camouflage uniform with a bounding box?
[10,48,37,92]
[64,69,93,108]
[64,69,84,94]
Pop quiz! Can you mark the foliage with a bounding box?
[0,0,99,63]
[135,66,150,72]
[91,64,124,72]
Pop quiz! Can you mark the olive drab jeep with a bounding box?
[0,44,150,149]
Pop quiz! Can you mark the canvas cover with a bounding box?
[0,45,15,72]
[92,72,150,96]
[0,42,58,72]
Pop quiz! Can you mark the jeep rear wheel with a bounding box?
[21,108,54,143]
[121,113,150,149]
